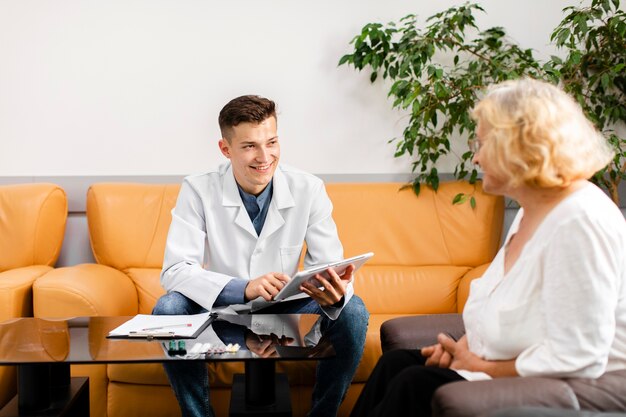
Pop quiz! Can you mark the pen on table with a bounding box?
[141,323,192,331]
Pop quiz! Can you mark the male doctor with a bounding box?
[153,95,369,417]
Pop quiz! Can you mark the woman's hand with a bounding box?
[437,333,519,377]
[421,343,453,368]
[437,334,481,371]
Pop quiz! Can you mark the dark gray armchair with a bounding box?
[488,407,626,417]
[380,315,626,417]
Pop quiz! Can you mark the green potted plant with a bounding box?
[339,1,625,205]
[549,0,625,204]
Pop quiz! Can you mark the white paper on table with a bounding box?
[107,312,214,338]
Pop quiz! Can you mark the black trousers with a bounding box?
[350,349,466,417]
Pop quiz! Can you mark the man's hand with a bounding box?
[421,343,453,368]
[245,331,294,358]
[244,273,290,302]
[300,264,355,307]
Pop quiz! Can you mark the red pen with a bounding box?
[142,323,192,331]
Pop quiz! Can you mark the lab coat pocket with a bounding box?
[280,245,302,276]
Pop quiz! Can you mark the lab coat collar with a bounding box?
[271,166,296,210]
[222,163,242,207]
[220,163,295,208]
[258,166,296,240]
[221,163,295,239]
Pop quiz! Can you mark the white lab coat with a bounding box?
[160,162,352,318]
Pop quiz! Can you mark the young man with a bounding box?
[153,95,369,417]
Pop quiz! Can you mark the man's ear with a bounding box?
[218,139,231,159]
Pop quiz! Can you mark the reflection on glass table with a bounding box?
[0,314,333,416]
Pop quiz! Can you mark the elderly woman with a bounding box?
[350,78,626,417]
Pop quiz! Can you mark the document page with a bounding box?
[107,312,214,338]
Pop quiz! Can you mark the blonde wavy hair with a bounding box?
[471,78,614,188]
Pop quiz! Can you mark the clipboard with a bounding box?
[107,312,217,339]
[273,252,374,301]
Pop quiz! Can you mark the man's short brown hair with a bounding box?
[218,95,276,140]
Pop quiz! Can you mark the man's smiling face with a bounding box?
[218,116,280,196]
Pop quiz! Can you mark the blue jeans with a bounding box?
[153,292,369,417]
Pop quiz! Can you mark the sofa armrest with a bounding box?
[566,369,626,411]
[380,314,465,353]
[0,265,53,320]
[33,263,138,318]
[432,378,580,417]
[457,263,491,313]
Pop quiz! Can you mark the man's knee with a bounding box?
[336,295,369,339]
[342,295,369,324]
[152,291,193,315]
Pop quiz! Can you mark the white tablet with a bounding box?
[273,252,374,301]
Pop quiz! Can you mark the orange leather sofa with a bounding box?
[0,183,68,407]
[33,181,504,417]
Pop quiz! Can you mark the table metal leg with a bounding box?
[17,364,53,414]
[0,364,88,417]
[230,361,292,417]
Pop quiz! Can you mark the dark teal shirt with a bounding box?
[237,181,273,237]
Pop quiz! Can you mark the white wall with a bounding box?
[0,0,574,177]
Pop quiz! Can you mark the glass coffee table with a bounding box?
[0,313,333,417]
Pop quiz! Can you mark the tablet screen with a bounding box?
[273,252,374,301]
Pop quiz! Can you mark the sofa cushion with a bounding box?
[0,183,67,271]
[126,268,166,315]
[87,183,180,270]
[107,382,183,417]
[0,266,51,318]
[107,360,316,389]
[355,265,470,314]
[34,264,138,318]
[108,363,170,386]
[326,182,503,269]
[457,264,491,312]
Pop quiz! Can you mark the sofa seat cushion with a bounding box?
[126,268,166,315]
[34,264,138,318]
[108,363,170,386]
[107,381,184,417]
[120,264,471,316]
[356,266,470,314]
[107,381,234,417]
[108,360,318,389]
[0,265,52,318]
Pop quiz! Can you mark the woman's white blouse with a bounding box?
[461,183,626,380]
